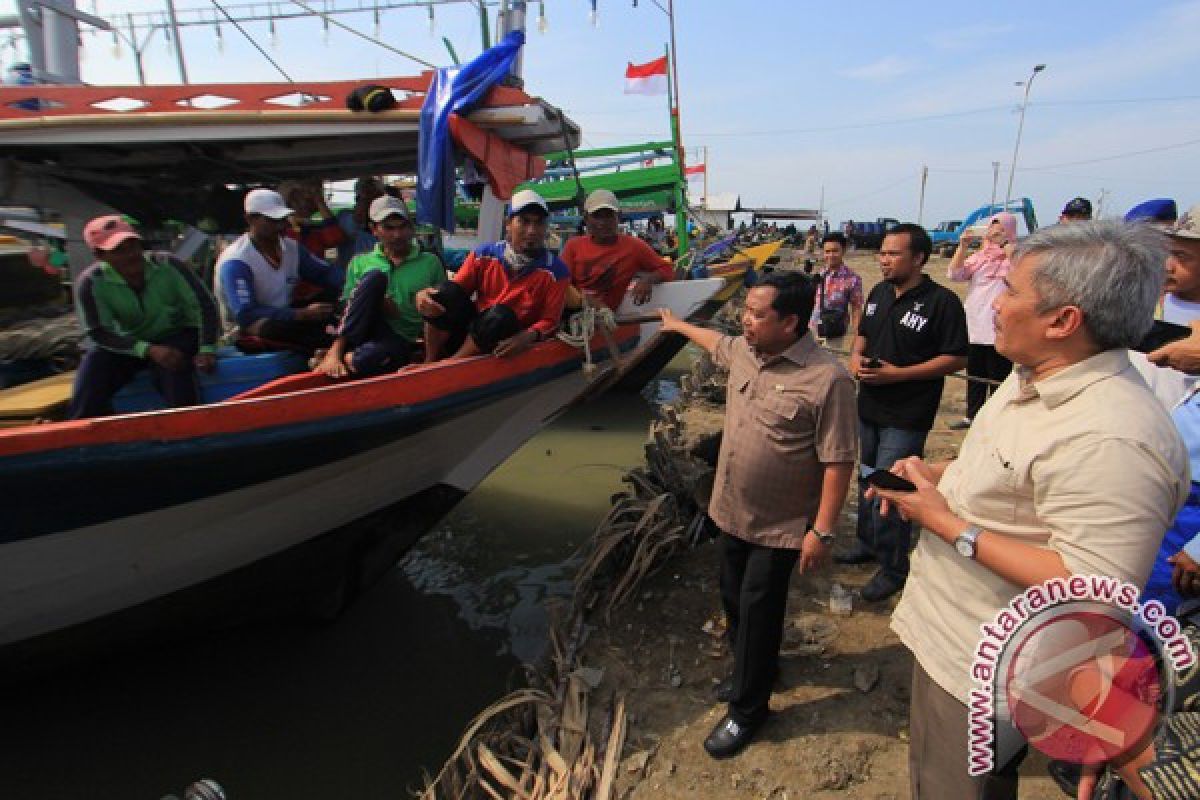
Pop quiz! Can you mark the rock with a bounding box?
[731,772,743,789]
[624,750,651,774]
[854,663,881,693]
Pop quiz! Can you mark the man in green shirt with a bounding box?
[70,214,220,419]
[316,196,446,378]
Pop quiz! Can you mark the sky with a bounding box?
[5,0,1200,227]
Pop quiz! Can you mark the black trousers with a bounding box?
[69,328,199,419]
[719,531,799,725]
[423,280,519,355]
[335,270,413,376]
[966,344,1012,420]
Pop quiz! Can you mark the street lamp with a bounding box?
[1004,63,1045,206]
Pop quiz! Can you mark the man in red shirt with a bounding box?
[416,189,567,361]
[561,189,674,310]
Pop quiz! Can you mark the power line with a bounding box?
[1020,136,1200,171]
[823,172,920,209]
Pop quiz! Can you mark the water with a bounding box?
[0,371,684,800]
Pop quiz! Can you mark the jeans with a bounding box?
[856,419,929,579]
[69,328,199,419]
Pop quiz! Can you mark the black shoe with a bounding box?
[1047,759,1082,796]
[833,545,875,565]
[860,570,905,603]
[713,670,780,703]
[703,713,765,759]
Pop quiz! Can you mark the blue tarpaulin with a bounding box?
[417,31,525,233]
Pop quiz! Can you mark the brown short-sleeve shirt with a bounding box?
[709,334,859,549]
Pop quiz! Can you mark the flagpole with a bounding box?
[664,42,688,258]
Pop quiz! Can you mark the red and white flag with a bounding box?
[624,56,668,96]
[684,164,705,176]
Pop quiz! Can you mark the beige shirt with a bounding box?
[892,349,1189,704]
[708,334,858,549]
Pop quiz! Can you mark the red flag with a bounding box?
[684,164,705,176]
[624,56,668,95]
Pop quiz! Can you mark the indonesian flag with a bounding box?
[624,56,668,95]
[684,164,705,176]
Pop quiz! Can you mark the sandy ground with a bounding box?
[577,249,1067,799]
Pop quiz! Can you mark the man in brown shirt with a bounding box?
[659,272,858,759]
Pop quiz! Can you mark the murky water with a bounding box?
[0,364,687,800]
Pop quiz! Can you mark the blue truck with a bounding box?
[928,198,1039,256]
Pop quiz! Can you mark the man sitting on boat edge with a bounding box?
[215,188,345,353]
[560,188,674,311]
[415,189,568,361]
[69,215,220,419]
[316,196,446,378]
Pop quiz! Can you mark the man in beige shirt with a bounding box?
[870,221,1189,798]
[659,272,858,759]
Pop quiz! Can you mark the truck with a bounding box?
[928,198,1039,256]
[841,217,900,250]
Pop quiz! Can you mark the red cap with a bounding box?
[83,215,140,251]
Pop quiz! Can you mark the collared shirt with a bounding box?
[857,274,968,431]
[708,334,858,549]
[892,349,1189,704]
[808,264,864,328]
[76,252,219,358]
[341,243,446,340]
[453,242,569,338]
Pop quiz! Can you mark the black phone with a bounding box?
[1134,320,1191,354]
[865,356,883,368]
[864,468,917,492]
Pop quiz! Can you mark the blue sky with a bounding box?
[6,0,1200,226]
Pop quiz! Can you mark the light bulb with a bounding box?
[589,9,598,26]
[537,1,547,33]
[215,24,224,53]
[427,4,435,34]
[373,9,381,38]
[269,18,278,49]
[322,18,330,45]
[111,31,122,59]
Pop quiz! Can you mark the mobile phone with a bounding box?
[1133,320,1191,354]
[865,356,882,368]
[863,468,917,492]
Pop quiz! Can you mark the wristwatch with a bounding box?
[809,527,835,545]
[955,524,983,560]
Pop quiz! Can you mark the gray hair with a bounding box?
[1011,221,1166,350]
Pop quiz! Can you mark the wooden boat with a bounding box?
[0,62,734,650]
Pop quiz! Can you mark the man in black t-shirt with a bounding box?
[835,223,968,602]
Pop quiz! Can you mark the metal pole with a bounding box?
[164,0,189,83]
[702,145,708,207]
[918,165,928,225]
[1005,64,1045,205]
[127,13,146,84]
[990,160,999,209]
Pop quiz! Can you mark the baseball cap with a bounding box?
[509,188,549,216]
[1125,198,1178,225]
[1061,197,1093,218]
[368,195,412,223]
[83,215,140,251]
[244,188,294,219]
[1167,203,1200,240]
[584,189,621,215]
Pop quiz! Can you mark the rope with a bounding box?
[556,303,618,377]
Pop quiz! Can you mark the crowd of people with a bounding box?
[67,184,676,419]
[65,180,1200,796]
[664,196,1200,800]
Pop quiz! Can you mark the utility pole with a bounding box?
[164,0,189,84]
[990,161,1000,209]
[702,145,708,206]
[1005,63,1046,205]
[918,165,928,225]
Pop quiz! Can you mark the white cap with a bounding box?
[509,188,549,216]
[368,195,412,223]
[584,189,620,215]
[244,188,294,219]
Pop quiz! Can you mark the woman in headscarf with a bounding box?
[947,212,1017,429]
